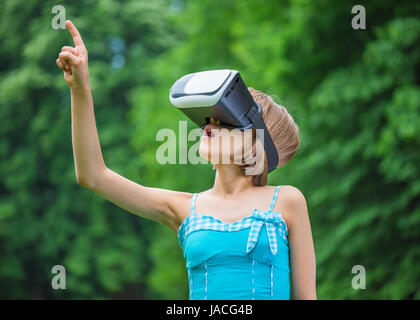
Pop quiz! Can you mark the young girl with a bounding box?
[56,20,316,300]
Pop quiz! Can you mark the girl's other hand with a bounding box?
[56,20,89,90]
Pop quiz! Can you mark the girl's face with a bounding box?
[199,119,254,166]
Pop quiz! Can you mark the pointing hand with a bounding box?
[56,20,89,90]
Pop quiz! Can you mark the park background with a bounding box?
[1,0,419,299]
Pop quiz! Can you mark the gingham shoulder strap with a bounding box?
[190,193,198,214]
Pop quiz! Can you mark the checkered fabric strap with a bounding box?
[246,185,283,255]
[246,208,285,255]
[191,193,198,214]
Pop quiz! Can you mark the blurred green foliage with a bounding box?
[0,0,419,299]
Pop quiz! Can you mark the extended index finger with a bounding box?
[65,20,86,49]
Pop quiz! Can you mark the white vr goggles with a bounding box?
[169,69,279,173]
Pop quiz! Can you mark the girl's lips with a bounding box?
[204,124,215,137]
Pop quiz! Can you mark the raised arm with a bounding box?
[56,20,191,233]
[56,20,101,184]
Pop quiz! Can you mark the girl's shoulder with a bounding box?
[274,185,308,228]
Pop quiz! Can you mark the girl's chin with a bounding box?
[200,135,213,141]
[199,151,217,163]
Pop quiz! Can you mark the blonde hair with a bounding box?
[233,87,301,186]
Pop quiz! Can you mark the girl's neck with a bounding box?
[211,164,254,198]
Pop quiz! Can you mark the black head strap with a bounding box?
[245,101,279,173]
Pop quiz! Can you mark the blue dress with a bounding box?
[177,185,290,300]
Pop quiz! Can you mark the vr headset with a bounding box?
[169,69,279,173]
